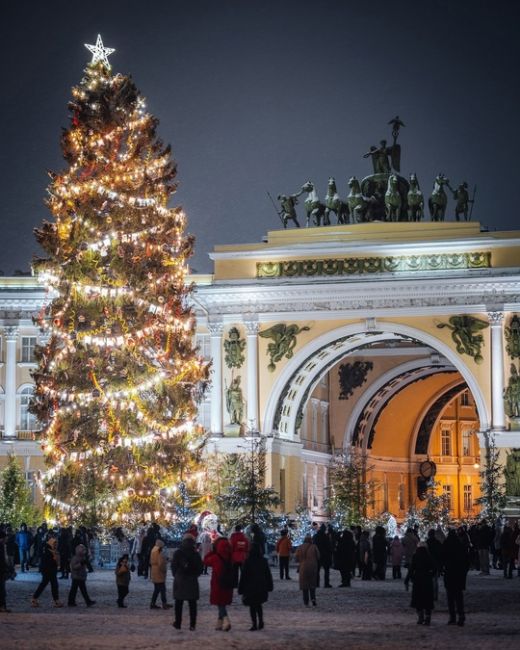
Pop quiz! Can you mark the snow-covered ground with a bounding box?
[1,567,519,649]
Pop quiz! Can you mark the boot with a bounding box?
[215,618,223,631]
[31,598,39,608]
[54,600,64,608]
[457,616,465,627]
[222,615,231,631]
[417,610,424,625]
[424,613,431,626]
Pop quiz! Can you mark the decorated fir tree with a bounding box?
[31,36,209,527]
[216,436,280,530]
[0,455,40,528]
[327,448,377,526]
[476,432,506,521]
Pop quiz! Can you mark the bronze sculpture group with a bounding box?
[274,117,475,228]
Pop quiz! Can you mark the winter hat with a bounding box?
[155,539,165,548]
[183,532,197,541]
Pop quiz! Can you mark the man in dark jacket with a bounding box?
[171,534,204,630]
[442,529,470,626]
[372,526,388,580]
[0,526,11,612]
[475,519,493,575]
[314,524,333,587]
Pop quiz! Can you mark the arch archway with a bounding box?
[263,321,489,440]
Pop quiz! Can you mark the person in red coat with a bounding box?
[204,537,234,631]
[229,525,249,586]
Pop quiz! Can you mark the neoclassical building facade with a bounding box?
[2,221,520,519]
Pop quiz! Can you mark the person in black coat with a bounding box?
[372,526,388,580]
[426,529,443,601]
[0,526,11,612]
[314,524,333,587]
[171,534,204,630]
[409,545,435,625]
[32,537,63,607]
[238,543,273,631]
[442,529,470,626]
[335,529,356,587]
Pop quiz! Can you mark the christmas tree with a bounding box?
[31,36,209,527]
[476,432,506,521]
[0,455,40,528]
[215,436,280,530]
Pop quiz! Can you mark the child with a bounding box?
[115,554,131,608]
[238,543,273,630]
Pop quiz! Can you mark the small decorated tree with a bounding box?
[216,436,280,530]
[327,448,377,526]
[476,432,506,521]
[0,455,40,528]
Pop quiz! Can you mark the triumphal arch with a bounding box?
[195,218,520,521]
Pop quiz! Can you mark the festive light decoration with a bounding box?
[31,40,209,527]
[84,34,115,67]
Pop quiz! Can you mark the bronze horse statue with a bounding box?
[347,177,369,223]
[384,174,402,222]
[407,173,424,221]
[301,181,328,227]
[324,177,350,224]
[428,173,450,221]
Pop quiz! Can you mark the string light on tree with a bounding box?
[31,37,209,527]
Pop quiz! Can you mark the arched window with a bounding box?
[19,386,37,431]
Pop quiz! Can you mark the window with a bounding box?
[462,429,472,457]
[460,391,472,407]
[302,464,308,507]
[313,465,318,508]
[21,337,37,363]
[195,334,211,360]
[280,468,286,508]
[20,386,37,431]
[463,484,473,512]
[383,478,389,511]
[442,484,453,510]
[398,482,405,511]
[195,400,211,431]
[441,427,452,456]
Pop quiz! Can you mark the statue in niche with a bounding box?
[505,448,520,496]
[259,323,311,372]
[338,361,374,400]
[504,363,520,419]
[436,315,489,364]
[225,375,244,425]
[224,327,246,369]
[505,315,520,359]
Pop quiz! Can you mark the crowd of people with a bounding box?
[1,517,519,631]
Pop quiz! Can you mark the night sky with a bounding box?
[1,0,520,275]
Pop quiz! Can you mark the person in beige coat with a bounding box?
[295,535,320,607]
[149,539,172,610]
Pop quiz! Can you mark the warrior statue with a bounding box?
[225,375,244,425]
[504,364,520,419]
[277,193,302,228]
[449,181,474,222]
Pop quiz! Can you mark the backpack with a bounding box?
[218,558,235,590]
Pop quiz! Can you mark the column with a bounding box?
[488,311,506,430]
[4,327,19,438]
[208,320,224,435]
[244,319,260,431]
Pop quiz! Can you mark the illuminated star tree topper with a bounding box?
[84,34,115,67]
